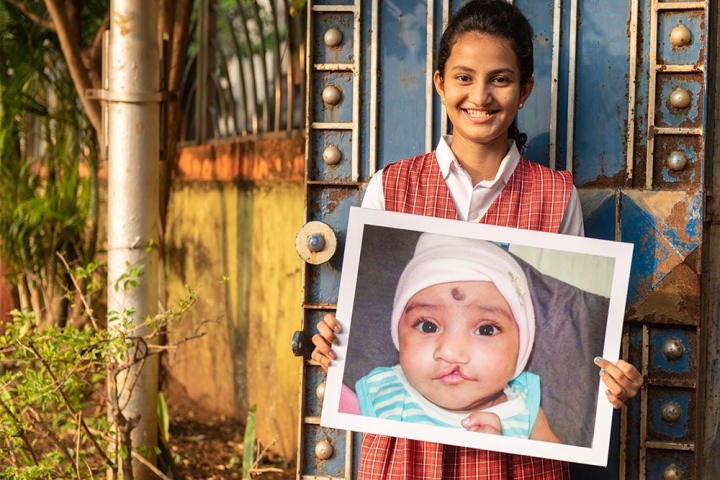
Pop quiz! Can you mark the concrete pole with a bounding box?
[106,1,160,478]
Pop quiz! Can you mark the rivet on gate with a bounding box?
[307,234,326,252]
[670,25,692,47]
[662,463,683,480]
[322,85,342,106]
[315,440,334,460]
[670,88,691,109]
[663,338,685,361]
[295,221,337,265]
[667,151,688,171]
[661,401,682,424]
[323,145,342,165]
[316,381,326,401]
[324,28,343,47]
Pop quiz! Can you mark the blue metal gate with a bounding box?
[294,0,718,478]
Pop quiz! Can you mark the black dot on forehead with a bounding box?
[451,287,466,301]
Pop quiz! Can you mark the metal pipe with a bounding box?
[106,0,160,476]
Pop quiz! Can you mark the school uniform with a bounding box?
[357,136,577,479]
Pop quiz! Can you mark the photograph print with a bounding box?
[320,207,634,466]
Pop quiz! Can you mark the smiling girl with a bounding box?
[311,0,643,478]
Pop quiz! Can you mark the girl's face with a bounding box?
[433,32,534,155]
[398,281,519,413]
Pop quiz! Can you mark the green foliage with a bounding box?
[0,265,200,478]
[241,404,257,479]
[0,0,99,325]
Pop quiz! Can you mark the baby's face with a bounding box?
[398,280,519,413]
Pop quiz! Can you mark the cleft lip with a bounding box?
[437,366,470,383]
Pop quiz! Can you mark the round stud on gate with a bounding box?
[295,221,337,265]
[315,440,334,460]
[316,381,326,401]
[661,401,682,424]
[670,25,692,47]
[667,151,688,171]
[670,88,691,109]
[324,28,343,47]
[307,234,326,252]
[663,338,685,361]
[322,85,342,106]
[663,463,683,480]
[323,145,342,165]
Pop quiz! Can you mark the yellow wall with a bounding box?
[164,136,304,459]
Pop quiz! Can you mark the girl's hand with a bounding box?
[311,313,342,372]
[461,411,502,435]
[595,357,644,408]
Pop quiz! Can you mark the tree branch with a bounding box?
[6,0,56,32]
[42,0,102,135]
[85,11,110,70]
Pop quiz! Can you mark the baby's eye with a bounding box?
[415,320,439,334]
[475,324,499,336]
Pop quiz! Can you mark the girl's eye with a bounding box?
[493,77,509,84]
[415,320,439,334]
[475,324,499,336]
[456,75,472,83]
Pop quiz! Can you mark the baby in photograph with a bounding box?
[350,232,560,442]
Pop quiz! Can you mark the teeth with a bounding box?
[465,109,493,118]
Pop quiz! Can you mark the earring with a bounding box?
[442,97,446,103]
[519,103,524,109]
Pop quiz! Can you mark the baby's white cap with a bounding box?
[391,233,535,379]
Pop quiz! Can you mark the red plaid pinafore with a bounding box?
[358,151,573,479]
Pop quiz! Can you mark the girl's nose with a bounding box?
[469,82,491,105]
[434,331,471,364]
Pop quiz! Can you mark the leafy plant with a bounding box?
[0,262,203,479]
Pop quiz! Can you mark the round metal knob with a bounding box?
[322,85,342,106]
[663,463,683,480]
[663,338,685,361]
[307,234,326,252]
[295,221,337,265]
[670,25,692,47]
[661,401,682,424]
[315,440,334,460]
[667,151,688,171]
[670,88,691,109]
[316,381,326,401]
[324,28,343,47]
[323,145,342,165]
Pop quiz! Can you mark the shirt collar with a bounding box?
[435,135,521,187]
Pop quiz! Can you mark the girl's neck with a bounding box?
[450,135,511,186]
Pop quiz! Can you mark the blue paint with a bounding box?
[312,71,355,123]
[657,12,705,66]
[651,330,691,373]
[621,192,675,302]
[579,190,616,241]
[647,454,690,480]
[658,140,697,184]
[572,0,630,185]
[313,12,355,65]
[303,364,328,418]
[651,393,691,439]
[311,130,354,182]
[516,0,555,168]
[377,0,429,167]
[302,424,348,477]
[657,76,702,128]
[621,191,702,302]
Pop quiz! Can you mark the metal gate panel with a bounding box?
[296,0,713,478]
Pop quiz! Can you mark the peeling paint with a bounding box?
[112,11,138,36]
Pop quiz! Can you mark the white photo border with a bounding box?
[321,207,634,467]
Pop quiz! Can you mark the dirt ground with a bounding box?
[163,379,295,480]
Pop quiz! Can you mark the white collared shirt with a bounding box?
[362,136,584,236]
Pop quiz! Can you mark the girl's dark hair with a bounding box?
[436,0,534,151]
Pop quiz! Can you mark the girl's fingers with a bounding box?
[311,314,342,372]
[595,357,644,407]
